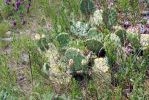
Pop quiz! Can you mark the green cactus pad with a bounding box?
[87,27,98,37]
[103,8,117,30]
[70,21,90,37]
[80,0,95,15]
[56,32,70,47]
[64,48,88,72]
[85,39,103,53]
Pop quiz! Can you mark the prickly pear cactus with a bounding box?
[70,21,90,37]
[85,39,103,53]
[104,34,121,66]
[87,27,98,37]
[103,8,117,30]
[90,9,103,26]
[56,32,70,47]
[115,29,127,45]
[87,27,104,42]
[63,48,88,73]
[80,0,95,15]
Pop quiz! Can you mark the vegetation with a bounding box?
[0,0,149,99]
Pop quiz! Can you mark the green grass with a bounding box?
[0,0,149,99]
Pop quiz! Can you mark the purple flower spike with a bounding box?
[15,0,21,10]
[15,7,19,11]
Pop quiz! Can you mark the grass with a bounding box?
[0,0,149,99]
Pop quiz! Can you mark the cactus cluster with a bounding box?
[103,8,117,30]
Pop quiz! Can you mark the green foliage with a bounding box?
[85,39,103,53]
[103,8,117,30]
[0,21,10,47]
[116,29,127,45]
[80,0,95,15]
[70,21,90,37]
[87,27,98,38]
[63,48,88,72]
[56,32,70,47]
[0,0,149,99]
[68,39,86,50]
[104,34,121,66]
[127,32,141,49]
[0,21,10,38]
[0,5,13,19]
[37,38,49,51]
[117,0,129,13]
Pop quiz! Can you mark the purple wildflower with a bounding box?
[13,20,17,26]
[5,0,11,5]
[123,21,131,29]
[15,0,21,11]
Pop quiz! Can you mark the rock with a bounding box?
[0,37,13,42]
[5,31,12,36]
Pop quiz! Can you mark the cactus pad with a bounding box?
[80,0,95,15]
[56,32,70,47]
[70,21,90,37]
[85,39,103,53]
[64,48,88,72]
